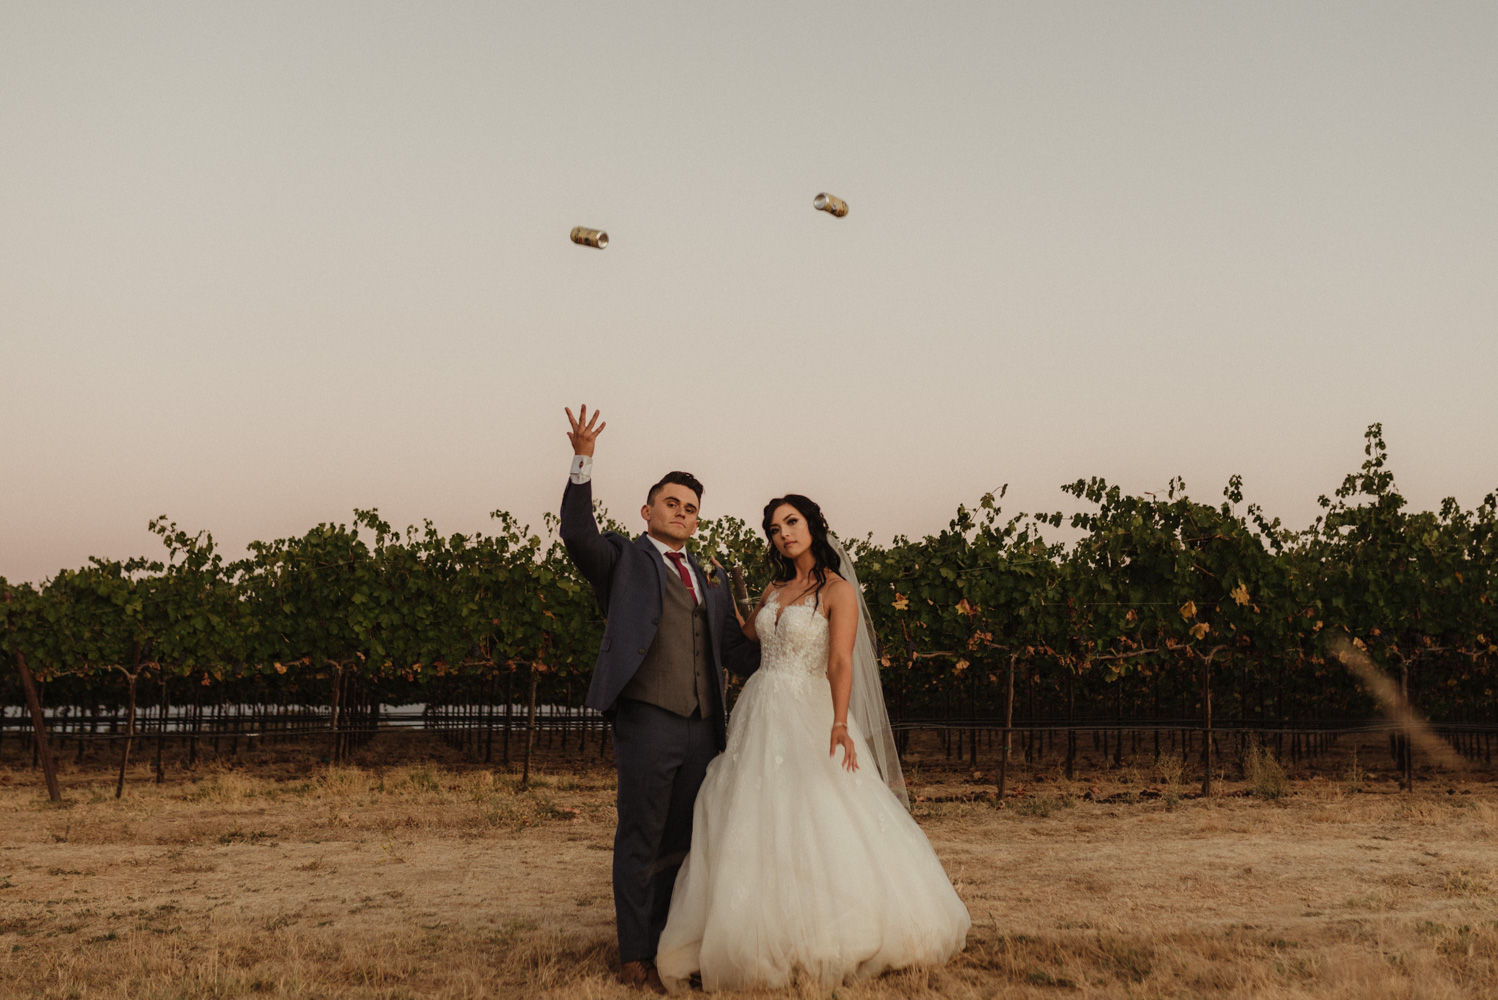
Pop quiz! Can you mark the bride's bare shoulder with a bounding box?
[822,572,855,604]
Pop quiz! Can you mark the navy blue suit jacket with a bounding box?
[560,479,760,749]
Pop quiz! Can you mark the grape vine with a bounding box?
[4,425,1494,800]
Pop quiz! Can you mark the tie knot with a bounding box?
[665,551,683,563]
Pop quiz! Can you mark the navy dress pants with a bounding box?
[609,697,718,964]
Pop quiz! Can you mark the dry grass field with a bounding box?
[1,740,1495,999]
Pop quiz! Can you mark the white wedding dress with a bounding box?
[655,589,971,991]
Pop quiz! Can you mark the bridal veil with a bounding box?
[827,532,908,809]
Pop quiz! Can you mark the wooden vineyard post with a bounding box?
[1200,653,1212,796]
[942,689,952,758]
[1065,661,1077,781]
[155,674,169,784]
[13,648,62,803]
[115,650,141,799]
[3,589,62,800]
[485,673,497,764]
[188,680,200,767]
[1401,661,1414,792]
[1113,681,1123,768]
[728,565,751,623]
[1199,646,1223,798]
[900,624,917,757]
[327,663,343,765]
[968,671,978,767]
[504,668,513,765]
[997,653,1016,803]
[1152,672,1161,761]
[521,662,538,791]
[1027,664,1036,764]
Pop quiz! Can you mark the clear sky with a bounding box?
[3,2,1495,583]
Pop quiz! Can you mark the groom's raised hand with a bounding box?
[565,404,606,457]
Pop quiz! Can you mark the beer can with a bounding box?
[812,193,849,217]
[570,227,609,249]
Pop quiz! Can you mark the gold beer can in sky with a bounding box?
[812,193,849,217]
[570,227,609,249]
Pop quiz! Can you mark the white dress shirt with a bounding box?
[571,455,701,604]
[569,454,593,484]
[645,533,702,604]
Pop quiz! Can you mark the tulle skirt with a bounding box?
[655,667,971,990]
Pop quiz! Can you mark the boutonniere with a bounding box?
[704,558,726,587]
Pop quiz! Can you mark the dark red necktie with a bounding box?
[664,551,698,603]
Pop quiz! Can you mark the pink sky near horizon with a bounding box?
[4,3,1496,583]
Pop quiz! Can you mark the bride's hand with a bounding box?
[830,723,858,772]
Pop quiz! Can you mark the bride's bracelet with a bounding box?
[831,722,848,731]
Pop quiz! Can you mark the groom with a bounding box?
[558,404,761,994]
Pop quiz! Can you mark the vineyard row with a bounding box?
[4,425,1495,800]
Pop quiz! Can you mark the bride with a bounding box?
[655,494,970,991]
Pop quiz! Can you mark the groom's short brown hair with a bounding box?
[647,471,703,505]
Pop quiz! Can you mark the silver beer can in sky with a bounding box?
[570,227,609,248]
[812,193,849,217]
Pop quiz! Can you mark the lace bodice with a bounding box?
[755,589,830,682]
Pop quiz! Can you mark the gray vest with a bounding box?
[619,568,717,719]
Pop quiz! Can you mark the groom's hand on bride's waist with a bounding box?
[565,404,606,458]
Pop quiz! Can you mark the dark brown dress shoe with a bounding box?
[619,960,668,995]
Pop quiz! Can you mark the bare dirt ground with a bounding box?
[1,736,1495,999]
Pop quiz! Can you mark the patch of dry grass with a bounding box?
[2,761,1496,998]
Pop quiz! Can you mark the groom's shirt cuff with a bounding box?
[569,455,593,484]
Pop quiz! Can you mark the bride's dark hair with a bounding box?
[762,494,842,608]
